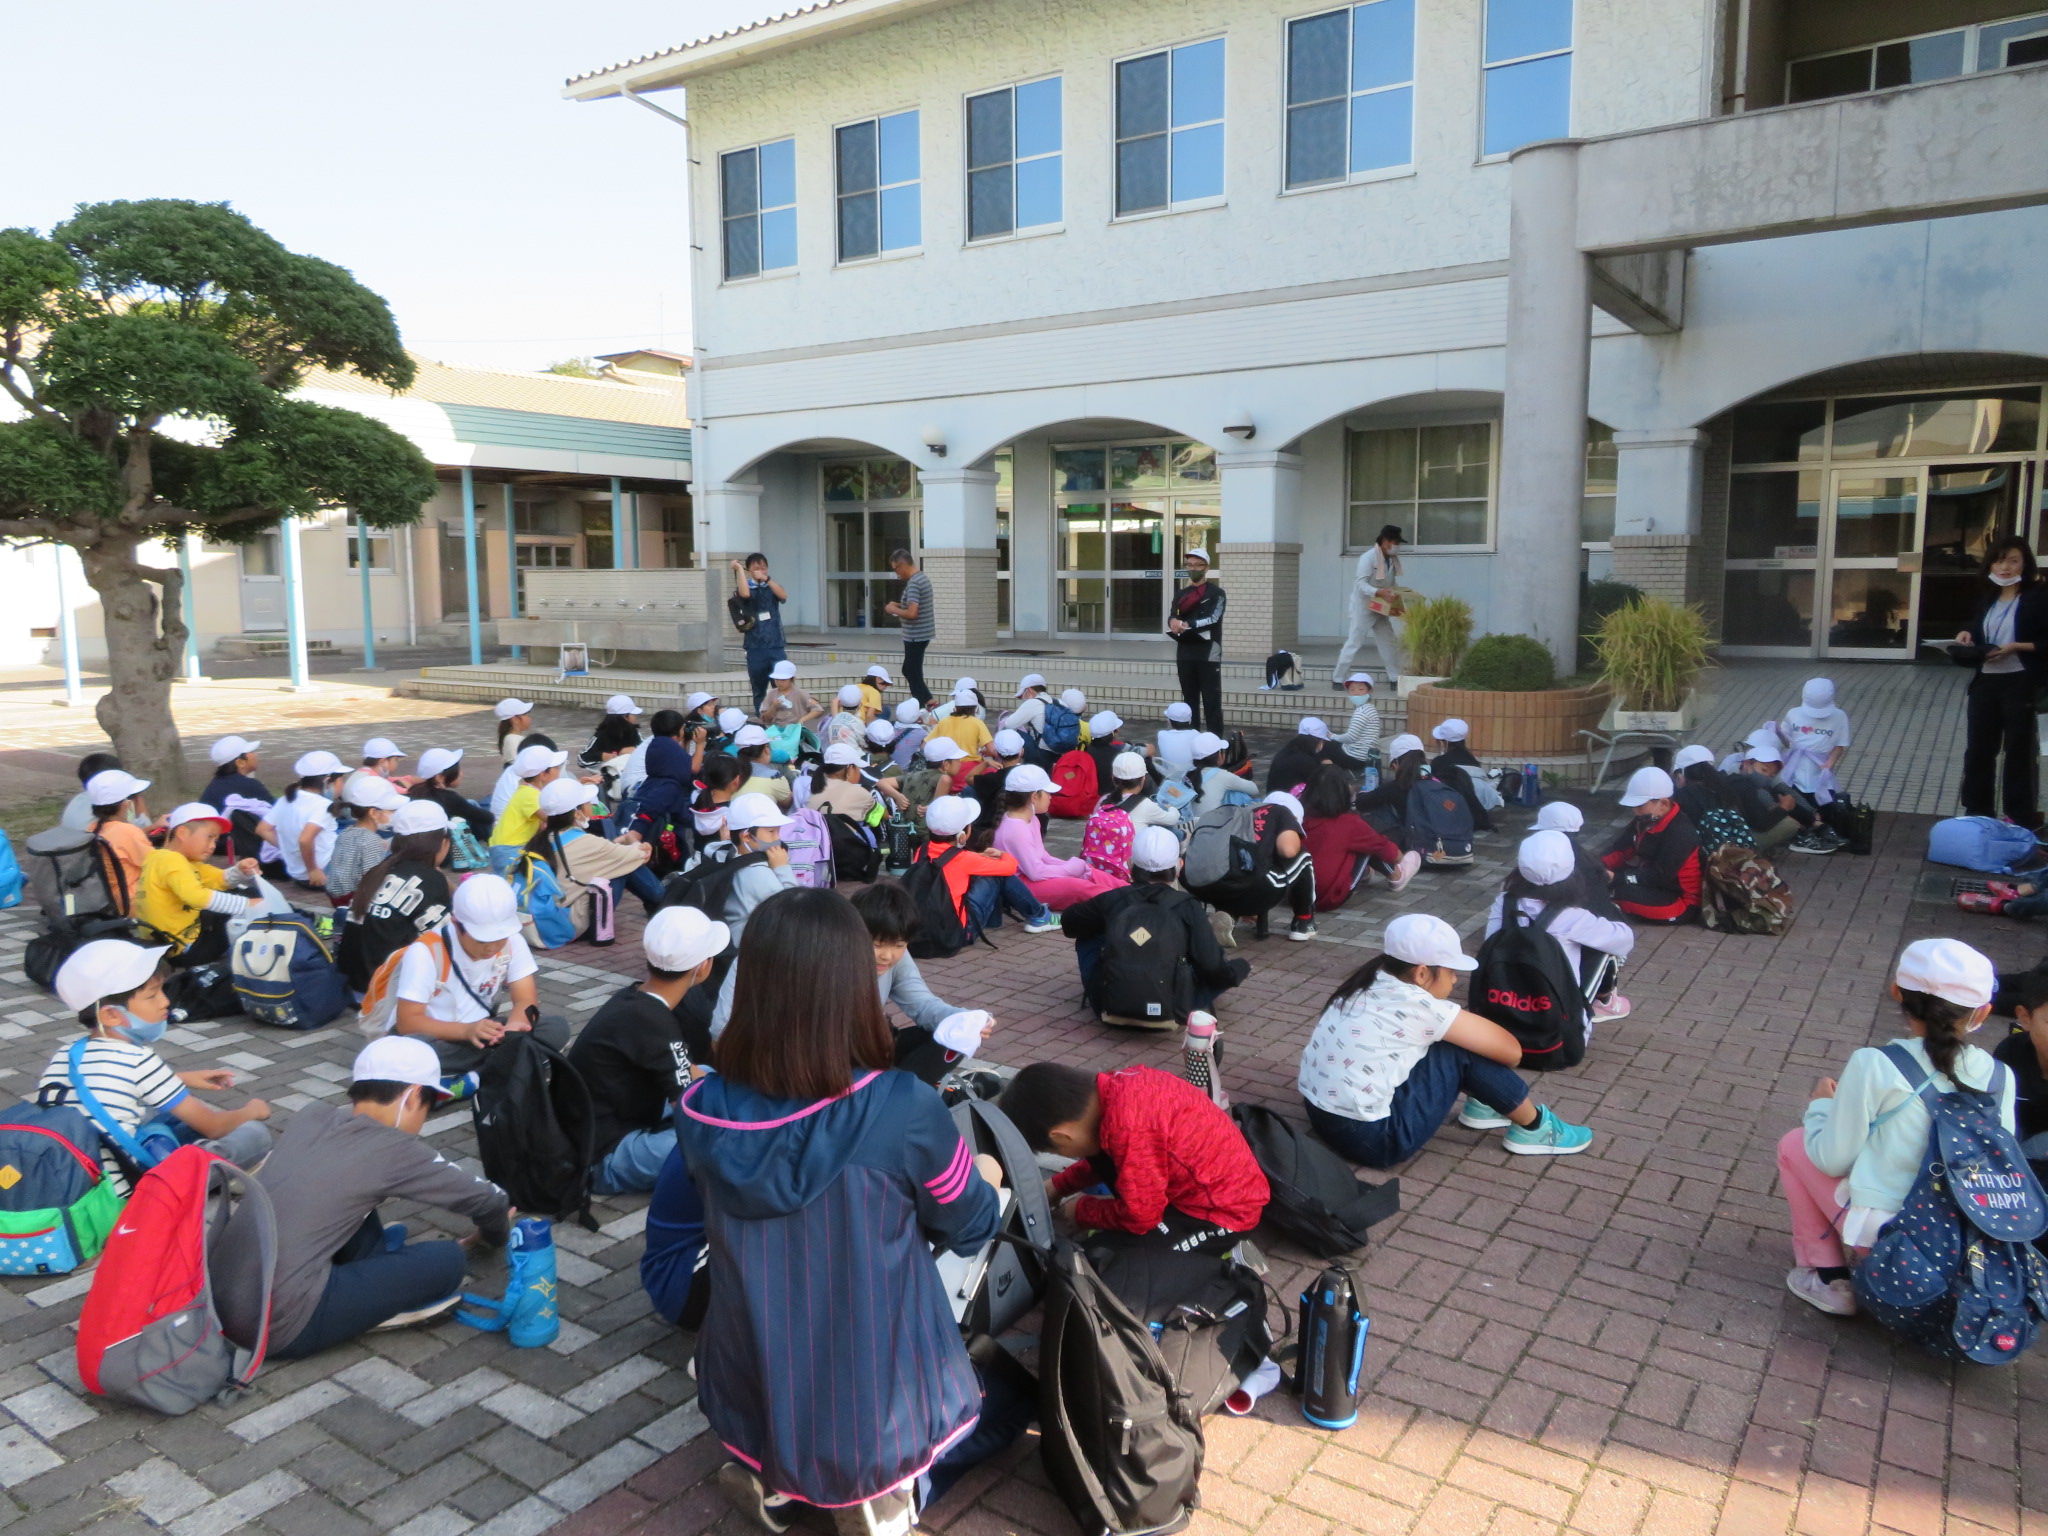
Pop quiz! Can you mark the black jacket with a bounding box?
[1966,585,2048,685]
[1061,882,1248,1018]
[1267,738,1341,796]
[1170,581,1225,661]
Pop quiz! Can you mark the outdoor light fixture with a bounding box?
[1221,410,1255,440]
[921,424,948,457]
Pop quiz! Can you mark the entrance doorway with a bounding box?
[1052,439,1220,637]
[822,457,920,630]
[239,533,284,632]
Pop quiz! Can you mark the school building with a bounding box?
[560,0,2048,673]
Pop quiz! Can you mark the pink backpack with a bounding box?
[1081,802,1137,881]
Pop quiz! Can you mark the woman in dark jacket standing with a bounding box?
[1957,536,2048,828]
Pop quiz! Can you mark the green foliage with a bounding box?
[1450,633,1557,692]
[545,357,601,379]
[1593,596,1713,712]
[0,421,121,521]
[0,230,77,329]
[41,313,269,422]
[1577,578,1643,670]
[1403,594,1473,676]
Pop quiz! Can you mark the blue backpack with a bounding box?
[1407,775,1475,866]
[1928,816,2038,873]
[1040,700,1082,755]
[513,854,579,949]
[229,911,349,1030]
[1854,1044,2048,1366]
[0,830,22,910]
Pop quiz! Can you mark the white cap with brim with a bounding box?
[867,719,898,745]
[1386,734,1425,760]
[1895,937,1994,1009]
[1518,830,1576,886]
[293,751,346,779]
[726,797,791,834]
[823,743,864,766]
[1343,672,1375,688]
[1382,913,1476,972]
[1006,765,1056,794]
[452,874,523,942]
[718,708,748,734]
[1298,718,1331,741]
[895,700,923,724]
[643,906,730,973]
[1619,766,1676,806]
[1744,729,1786,763]
[924,796,979,837]
[513,745,569,778]
[1431,719,1469,743]
[56,939,170,1012]
[494,698,534,720]
[1089,711,1123,735]
[866,665,892,684]
[362,738,404,761]
[770,660,797,680]
[163,803,231,835]
[537,778,601,816]
[1185,548,1210,565]
[209,736,259,766]
[685,691,718,712]
[1015,673,1047,697]
[1132,825,1182,873]
[950,690,978,710]
[1164,702,1193,724]
[733,725,771,749]
[991,729,1025,757]
[955,677,980,693]
[391,800,451,836]
[1112,751,1147,782]
[1263,790,1305,822]
[923,738,967,762]
[415,747,463,780]
[86,769,150,805]
[837,684,865,708]
[1534,801,1585,833]
[605,695,639,715]
[1671,744,1715,771]
[351,1036,450,1096]
[345,778,407,812]
[1802,677,1836,710]
[1189,732,1226,760]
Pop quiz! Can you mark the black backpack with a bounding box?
[659,849,763,1033]
[822,812,880,884]
[23,826,122,928]
[1231,1103,1400,1258]
[948,1099,1053,1337]
[472,1032,599,1228]
[1087,1244,1274,1419]
[1469,904,1587,1071]
[1406,775,1474,866]
[1095,889,1191,1028]
[1038,1241,1206,1536]
[903,845,990,961]
[25,915,138,993]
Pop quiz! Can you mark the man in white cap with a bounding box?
[45,939,273,1195]
[1333,523,1406,690]
[259,1035,510,1358]
[819,683,873,754]
[1153,700,1201,780]
[262,752,346,889]
[1603,766,1701,923]
[81,768,156,908]
[489,743,569,874]
[882,547,935,705]
[570,906,728,1194]
[758,658,822,731]
[1059,823,1250,1026]
[200,737,272,860]
[1167,547,1226,732]
[388,873,560,1081]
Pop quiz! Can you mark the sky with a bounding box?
[1,1,785,375]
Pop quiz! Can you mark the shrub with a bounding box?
[1403,595,1473,677]
[1577,579,1643,671]
[1450,633,1557,692]
[1594,596,1712,711]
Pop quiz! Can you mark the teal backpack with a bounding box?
[512,854,578,949]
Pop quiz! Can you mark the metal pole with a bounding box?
[610,476,626,571]
[176,536,204,682]
[356,518,376,669]
[53,545,84,707]
[461,466,482,665]
[503,483,522,661]
[280,516,312,690]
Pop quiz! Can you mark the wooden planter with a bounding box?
[1405,682,1614,759]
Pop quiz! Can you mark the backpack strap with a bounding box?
[439,927,507,1023]
[1880,1041,1938,1101]
[65,1038,159,1170]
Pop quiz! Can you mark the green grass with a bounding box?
[0,795,70,852]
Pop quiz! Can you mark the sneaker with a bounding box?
[1388,850,1423,892]
[1785,1267,1859,1317]
[1288,916,1317,942]
[1456,1097,1512,1131]
[438,1072,480,1102]
[832,1487,916,1536]
[718,1463,795,1534]
[381,1223,409,1254]
[1788,829,1840,855]
[372,1293,461,1331]
[1589,994,1632,1023]
[1023,914,1061,935]
[1502,1105,1594,1156]
[1957,891,2009,915]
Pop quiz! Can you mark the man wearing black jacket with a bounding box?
[1061,826,1249,1025]
[1168,549,1227,733]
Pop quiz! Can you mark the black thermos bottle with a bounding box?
[1298,1265,1367,1429]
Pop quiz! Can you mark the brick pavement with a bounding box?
[0,690,2038,1536]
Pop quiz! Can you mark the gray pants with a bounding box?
[1755,816,1801,852]
[199,1122,275,1171]
[1333,596,1401,685]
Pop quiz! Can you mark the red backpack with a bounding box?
[77,1147,276,1415]
[1050,751,1099,819]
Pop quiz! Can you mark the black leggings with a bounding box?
[1962,671,2040,825]
[1191,851,1316,921]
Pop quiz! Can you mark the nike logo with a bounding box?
[116,1224,138,1235]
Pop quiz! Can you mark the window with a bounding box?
[822,458,920,627]
[1114,38,1225,216]
[1788,13,2047,103]
[1052,440,1219,636]
[1582,423,1617,545]
[837,111,921,261]
[994,448,1014,632]
[1285,2,1414,188]
[1347,423,1492,547]
[1481,0,1572,158]
[967,78,1063,240]
[342,513,392,572]
[720,138,796,281]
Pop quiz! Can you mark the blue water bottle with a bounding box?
[457,1217,560,1348]
[1298,1266,1367,1429]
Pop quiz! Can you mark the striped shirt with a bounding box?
[899,572,935,642]
[40,1038,187,1194]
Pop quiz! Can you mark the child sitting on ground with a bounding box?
[83,768,155,915]
[1300,765,1419,908]
[849,881,998,1082]
[489,743,567,875]
[61,753,133,833]
[1485,830,1636,1027]
[1061,826,1250,1027]
[930,688,993,758]
[818,684,872,754]
[136,803,261,963]
[994,766,1122,910]
[261,753,346,893]
[1267,717,1343,797]
[328,779,407,903]
[339,801,454,996]
[914,795,1060,935]
[1601,767,1702,923]
[523,778,665,934]
[1336,673,1381,769]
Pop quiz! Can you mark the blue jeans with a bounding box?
[964,874,1048,931]
[595,1124,676,1195]
[745,650,782,711]
[273,1214,466,1359]
[488,844,520,876]
[1303,1042,1529,1169]
[607,865,665,909]
[1075,937,1223,1017]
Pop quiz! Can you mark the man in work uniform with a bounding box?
[1333,523,1405,690]
[1168,548,1226,734]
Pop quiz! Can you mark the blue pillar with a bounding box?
[53,545,83,707]
[177,536,203,682]
[280,516,311,690]
[610,477,626,571]
[355,519,376,669]
[461,466,482,665]
[504,483,522,661]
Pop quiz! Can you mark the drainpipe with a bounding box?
[177,534,204,682]
[461,466,482,665]
[355,518,376,670]
[280,515,312,691]
[504,483,522,660]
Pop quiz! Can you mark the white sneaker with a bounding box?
[372,1293,461,1331]
[1456,1096,1512,1131]
[1786,1267,1859,1316]
[1389,850,1423,892]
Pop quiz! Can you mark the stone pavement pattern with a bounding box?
[0,680,2034,1536]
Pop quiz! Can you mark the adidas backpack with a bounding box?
[230,910,348,1030]
[1469,904,1588,1071]
[0,1103,123,1276]
[1407,775,1475,866]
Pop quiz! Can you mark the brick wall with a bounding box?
[920,547,1000,650]
[1216,542,1302,658]
[1610,533,1703,608]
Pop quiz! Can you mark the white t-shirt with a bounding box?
[619,738,653,796]
[1780,705,1853,792]
[489,765,520,817]
[1297,972,1461,1123]
[269,793,337,880]
[40,1038,186,1194]
[1981,594,2027,676]
[1000,696,1047,738]
[389,925,537,1029]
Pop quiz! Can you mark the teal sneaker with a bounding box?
[1502,1105,1594,1156]
[438,1072,480,1103]
[1456,1097,1512,1131]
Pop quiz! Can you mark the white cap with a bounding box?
[923,737,967,762]
[1164,702,1193,724]
[85,769,150,805]
[955,676,979,693]
[538,778,601,816]
[452,874,523,942]
[1518,830,1576,886]
[866,665,892,684]
[1263,790,1305,822]
[1343,672,1375,688]
[605,694,639,716]
[1382,913,1476,972]
[362,738,404,761]
[209,735,259,766]
[733,725,770,749]
[391,800,451,836]
[950,688,978,709]
[991,729,1025,757]
[1185,547,1211,564]
[1534,801,1584,833]
[837,684,865,708]
[924,796,980,837]
[293,751,346,779]
[1005,765,1056,794]
[1132,825,1182,872]
[345,778,406,811]
[1386,734,1425,760]
[1112,751,1147,782]
[163,803,231,834]
[1189,731,1226,760]
[514,744,569,778]
[895,700,923,724]
[1802,677,1836,710]
[1431,719,1469,743]
[643,905,730,972]
[494,697,534,720]
[718,708,748,734]
[1015,673,1047,697]
[351,1035,448,1094]
[1298,718,1331,741]
[1059,688,1086,713]
[1895,938,1995,1009]
[416,746,463,780]
[1672,744,1715,772]
[1089,710,1123,736]
[56,939,170,1012]
[770,660,797,681]
[685,691,717,712]
[823,742,864,766]
[1619,766,1675,806]
[866,719,897,746]
[727,797,790,833]
[1743,728,1785,764]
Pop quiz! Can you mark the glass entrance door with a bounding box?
[1920,462,2025,644]
[1823,471,1921,656]
[1054,439,1220,638]
[823,457,920,629]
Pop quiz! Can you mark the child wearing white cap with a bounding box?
[818,684,873,756]
[1776,938,2017,1318]
[82,768,157,912]
[385,874,563,1081]
[994,766,1122,910]
[261,752,347,889]
[1600,767,1702,923]
[911,795,1059,935]
[580,697,644,782]
[201,739,273,858]
[407,747,494,841]
[859,665,892,717]
[1153,701,1201,781]
[1060,824,1250,1025]
[136,806,262,964]
[1778,677,1850,803]
[344,739,413,808]
[731,725,795,808]
[888,698,932,771]
[758,662,822,730]
[1484,830,1636,1033]
[898,736,978,820]
[1428,718,1498,829]
[494,699,535,764]
[327,778,409,902]
[489,742,570,875]
[929,690,993,759]
[1189,734,1259,817]
[1336,673,1381,768]
[1266,718,1343,798]
[811,741,911,820]
[1296,913,1594,1167]
[1718,733,1820,852]
[999,675,1050,743]
[339,800,455,995]
[524,778,665,939]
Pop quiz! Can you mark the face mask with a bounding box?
[116,1009,167,1044]
[1991,572,2023,587]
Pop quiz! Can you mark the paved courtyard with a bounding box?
[0,672,2035,1536]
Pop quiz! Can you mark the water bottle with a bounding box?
[1521,763,1541,808]
[1298,1266,1368,1429]
[505,1219,560,1348]
[1362,762,1380,793]
[1183,1011,1227,1109]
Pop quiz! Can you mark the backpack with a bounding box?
[1049,751,1099,819]
[1694,805,1757,855]
[903,844,988,961]
[1183,804,1267,892]
[1699,845,1796,936]
[1231,1103,1400,1258]
[1153,776,1199,825]
[512,853,578,949]
[1407,775,1475,866]
[448,820,490,873]
[1081,802,1138,882]
[164,958,242,1022]
[726,592,757,633]
[24,915,138,993]
[1086,1244,1273,1419]
[229,910,348,1030]
[1039,700,1082,755]
[1037,1241,1206,1536]
[764,722,805,765]
[946,1099,1053,1337]
[472,1032,598,1227]
[1825,797,1877,856]
[779,806,836,889]
[1094,889,1191,1028]
[1469,904,1587,1071]
[24,825,120,926]
[0,1103,123,1276]
[0,830,21,910]
[1854,1045,2048,1365]
[1929,816,2039,873]
[1264,650,1301,690]
[77,1147,277,1415]
[824,811,880,884]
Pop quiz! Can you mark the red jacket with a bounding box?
[913,839,1018,923]
[1601,804,1701,921]
[1048,1065,1268,1235]
[1302,814,1404,911]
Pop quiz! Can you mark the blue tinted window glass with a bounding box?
[837,121,877,195]
[1172,39,1225,125]
[1485,0,1572,63]
[1483,52,1571,154]
[757,138,795,209]
[968,166,1012,241]
[1907,30,1966,81]
[1287,100,1348,186]
[967,91,1011,170]
[1015,77,1062,157]
[879,183,921,249]
[758,207,796,270]
[878,110,919,185]
[1289,11,1350,105]
[721,148,758,218]
[1015,154,1062,227]
[1170,122,1224,201]
[1117,53,1169,138]
[1350,83,1412,169]
[1353,0,1415,90]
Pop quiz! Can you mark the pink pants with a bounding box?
[1776,1128,1851,1268]
[1024,870,1124,911]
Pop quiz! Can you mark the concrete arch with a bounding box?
[1695,350,2048,429]
[713,426,931,487]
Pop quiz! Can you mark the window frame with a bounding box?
[1280,1,1418,194]
[963,75,1066,245]
[341,511,394,573]
[833,108,924,266]
[1110,35,1229,222]
[717,136,799,285]
[1477,0,1574,164]
[1784,11,2047,103]
[1343,419,1500,554]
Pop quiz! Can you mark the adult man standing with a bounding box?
[1168,549,1226,733]
[731,554,789,711]
[1333,524,1406,689]
[883,548,935,706]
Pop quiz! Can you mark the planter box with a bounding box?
[1601,692,1698,733]
[1397,674,1448,699]
[1405,682,1614,759]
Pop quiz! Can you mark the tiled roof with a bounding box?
[564,0,853,88]
[304,353,689,428]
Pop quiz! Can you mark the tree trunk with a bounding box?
[79,536,189,801]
